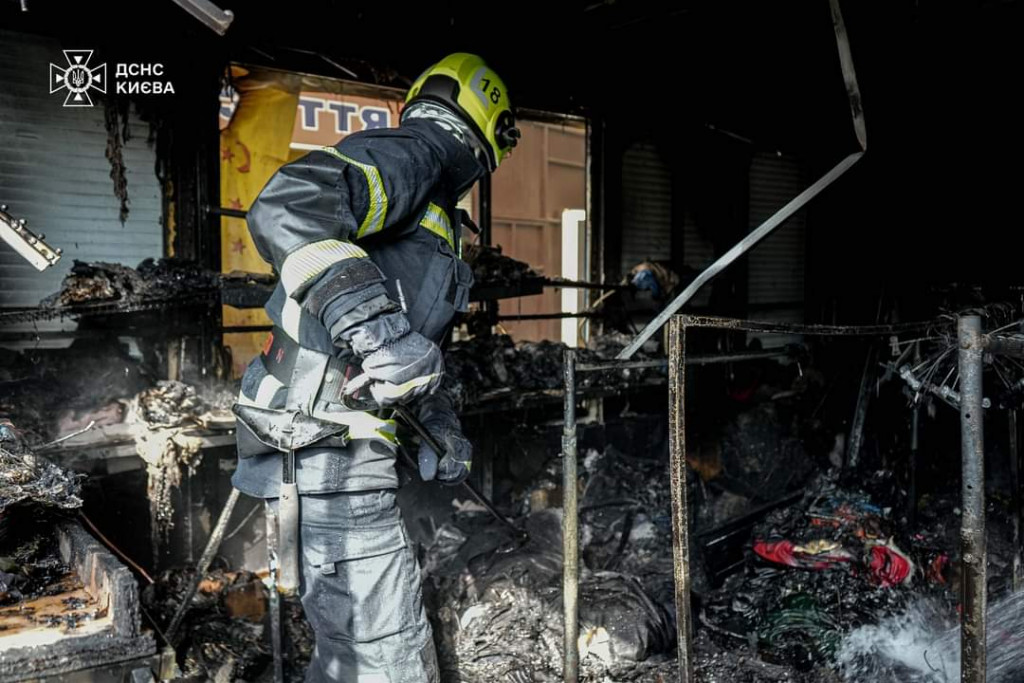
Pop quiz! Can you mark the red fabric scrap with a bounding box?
[753,540,854,570]
[868,544,913,587]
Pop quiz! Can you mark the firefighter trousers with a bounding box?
[270,490,439,683]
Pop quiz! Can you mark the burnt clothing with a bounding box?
[269,491,439,683]
[231,116,479,498]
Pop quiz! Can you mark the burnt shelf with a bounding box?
[0,519,156,682]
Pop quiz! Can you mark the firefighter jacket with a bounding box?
[232,117,481,497]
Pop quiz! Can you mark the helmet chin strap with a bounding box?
[402,101,489,168]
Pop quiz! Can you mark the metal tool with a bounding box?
[390,404,524,539]
[338,384,521,536]
[232,405,351,597]
[165,487,241,643]
[278,439,300,595]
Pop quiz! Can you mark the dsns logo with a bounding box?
[49,50,107,107]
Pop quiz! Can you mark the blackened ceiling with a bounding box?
[5,1,1018,147]
[4,0,1023,299]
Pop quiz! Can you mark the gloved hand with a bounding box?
[418,422,472,485]
[344,330,443,407]
[416,390,471,485]
[285,251,441,407]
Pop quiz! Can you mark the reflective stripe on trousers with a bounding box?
[269,490,439,683]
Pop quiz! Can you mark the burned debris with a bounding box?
[0,514,74,609]
[42,258,219,308]
[1,1,1022,680]
[0,436,83,516]
[127,381,235,546]
[464,244,539,290]
[0,431,154,680]
[443,333,661,412]
[143,567,313,682]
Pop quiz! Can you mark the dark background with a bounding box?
[3,0,1022,323]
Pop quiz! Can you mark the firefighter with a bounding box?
[231,53,520,682]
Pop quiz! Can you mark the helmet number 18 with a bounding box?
[479,78,502,106]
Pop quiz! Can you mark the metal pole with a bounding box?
[958,315,986,683]
[1011,409,1022,592]
[668,316,694,682]
[909,404,920,527]
[576,349,790,374]
[845,346,875,469]
[562,349,579,683]
[479,173,492,248]
[983,335,1024,359]
[828,0,867,151]
[908,342,922,526]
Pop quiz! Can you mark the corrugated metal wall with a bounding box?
[621,142,671,273]
[747,152,807,346]
[0,30,162,316]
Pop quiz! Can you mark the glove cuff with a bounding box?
[298,256,405,346]
[303,257,386,315]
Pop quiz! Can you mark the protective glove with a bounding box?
[343,328,443,407]
[283,249,441,407]
[416,390,471,485]
[418,422,472,485]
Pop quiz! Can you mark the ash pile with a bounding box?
[421,439,850,682]
[699,475,943,680]
[421,451,978,682]
[41,257,219,308]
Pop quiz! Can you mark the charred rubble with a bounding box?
[0,509,74,611]
[442,332,661,411]
[42,258,219,308]
[5,286,1024,682]
[464,244,539,289]
[143,567,313,682]
[0,431,81,610]
[0,431,83,518]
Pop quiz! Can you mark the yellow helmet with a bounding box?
[405,53,520,172]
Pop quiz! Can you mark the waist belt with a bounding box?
[260,327,352,393]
